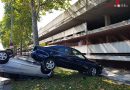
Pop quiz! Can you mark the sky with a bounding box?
[0,0,78,28]
[38,10,63,30]
[0,1,4,50]
[0,0,78,49]
[0,42,4,50]
[0,1,4,21]
[37,0,78,30]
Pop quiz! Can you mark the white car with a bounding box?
[0,50,53,78]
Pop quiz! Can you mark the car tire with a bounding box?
[41,66,53,78]
[88,67,97,76]
[41,58,55,71]
[0,51,9,64]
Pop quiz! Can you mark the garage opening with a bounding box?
[87,18,105,31]
[111,12,130,24]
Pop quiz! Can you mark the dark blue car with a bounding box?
[31,45,102,76]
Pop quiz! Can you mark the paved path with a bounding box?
[0,77,11,90]
[102,68,130,85]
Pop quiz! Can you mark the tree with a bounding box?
[30,0,71,46]
[0,0,32,55]
[1,0,71,49]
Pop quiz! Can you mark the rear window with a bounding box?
[33,46,42,51]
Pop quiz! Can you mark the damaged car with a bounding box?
[0,45,102,77]
[31,45,103,76]
[0,49,53,78]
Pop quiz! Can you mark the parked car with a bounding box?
[0,50,53,78]
[31,45,103,76]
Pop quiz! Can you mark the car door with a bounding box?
[66,48,87,70]
[53,47,73,68]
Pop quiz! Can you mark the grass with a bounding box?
[12,68,130,90]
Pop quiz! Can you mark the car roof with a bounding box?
[49,45,70,48]
[34,45,70,50]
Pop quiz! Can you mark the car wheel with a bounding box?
[88,67,97,76]
[41,66,53,78]
[42,58,55,71]
[0,51,9,64]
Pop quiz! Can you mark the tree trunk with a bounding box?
[31,0,39,46]
[20,39,22,56]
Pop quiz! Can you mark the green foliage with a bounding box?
[40,42,48,46]
[0,0,32,49]
[0,0,71,48]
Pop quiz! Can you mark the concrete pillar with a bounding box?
[85,22,88,34]
[51,36,54,43]
[52,37,53,42]
[73,28,76,37]
[104,15,111,26]
[85,22,90,55]
[63,32,67,40]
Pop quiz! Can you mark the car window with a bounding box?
[58,48,65,53]
[51,47,66,55]
[58,48,70,55]
[70,48,86,60]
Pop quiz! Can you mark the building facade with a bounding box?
[39,0,130,62]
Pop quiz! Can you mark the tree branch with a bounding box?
[36,0,40,19]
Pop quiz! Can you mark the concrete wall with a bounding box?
[39,23,86,44]
[73,41,130,53]
[39,18,130,44]
[38,0,106,37]
[73,41,130,61]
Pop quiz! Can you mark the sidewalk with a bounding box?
[0,77,11,90]
[102,68,130,85]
